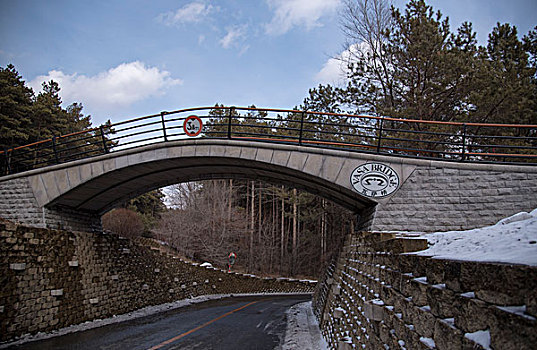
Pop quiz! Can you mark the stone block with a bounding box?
[90,161,105,178]
[68,261,79,267]
[271,150,290,167]
[194,145,210,157]
[489,305,537,350]
[454,297,490,333]
[10,263,26,271]
[374,238,428,254]
[102,158,116,173]
[89,298,99,304]
[434,318,463,350]
[321,157,345,182]
[427,284,456,318]
[364,300,384,321]
[255,148,273,163]
[286,152,308,171]
[302,154,324,177]
[332,284,341,295]
[223,146,241,158]
[425,259,446,285]
[409,279,428,306]
[50,289,63,297]
[333,307,345,319]
[526,290,537,318]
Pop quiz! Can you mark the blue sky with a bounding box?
[1,0,536,126]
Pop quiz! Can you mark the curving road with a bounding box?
[8,295,311,350]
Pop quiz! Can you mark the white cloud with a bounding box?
[29,61,182,110]
[219,25,247,49]
[315,43,366,85]
[157,2,214,26]
[265,0,340,35]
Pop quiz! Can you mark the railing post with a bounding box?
[376,117,384,153]
[299,112,305,145]
[461,123,467,161]
[52,136,60,164]
[100,126,109,154]
[160,111,168,142]
[227,107,234,139]
[3,147,11,175]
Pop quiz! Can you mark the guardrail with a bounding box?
[1,106,536,175]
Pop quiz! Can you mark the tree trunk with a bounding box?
[249,180,255,272]
[292,188,297,276]
[280,186,285,274]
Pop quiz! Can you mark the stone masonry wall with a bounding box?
[0,178,43,228]
[0,177,101,232]
[0,220,315,342]
[313,231,537,350]
[372,167,537,232]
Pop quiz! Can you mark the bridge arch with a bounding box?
[44,140,378,214]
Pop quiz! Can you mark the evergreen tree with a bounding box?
[31,80,64,141]
[126,189,166,236]
[0,64,33,150]
[469,23,536,125]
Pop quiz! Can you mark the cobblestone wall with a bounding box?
[313,231,537,350]
[371,167,537,232]
[0,220,315,342]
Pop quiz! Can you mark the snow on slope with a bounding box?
[410,209,537,266]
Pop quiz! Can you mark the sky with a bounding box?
[1,0,536,127]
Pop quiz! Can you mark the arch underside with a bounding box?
[48,157,375,215]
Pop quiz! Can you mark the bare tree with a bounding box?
[102,208,145,238]
[339,0,395,112]
[157,181,248,267]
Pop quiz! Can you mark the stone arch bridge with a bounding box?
[1,139,536,233]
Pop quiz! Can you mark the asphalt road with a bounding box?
[8,295,311,350]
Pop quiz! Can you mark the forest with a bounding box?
[1,0,536,278]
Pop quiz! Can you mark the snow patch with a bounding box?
[420,337,436,348]
[496,305,536,321]
[281,301,328,350]
[464,329,491,349]
[409,209,537,266]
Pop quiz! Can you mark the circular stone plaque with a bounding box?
[350,163,400,198]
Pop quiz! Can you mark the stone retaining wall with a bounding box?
[0,220,315,342]
[313,231,537,350]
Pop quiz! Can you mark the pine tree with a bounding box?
[0,64,33,150]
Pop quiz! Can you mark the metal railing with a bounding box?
[1,106,536,175]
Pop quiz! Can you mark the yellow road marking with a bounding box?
[148,300,260,350]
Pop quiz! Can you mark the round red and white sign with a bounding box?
[183,115,203,137]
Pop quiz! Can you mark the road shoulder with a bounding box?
[281,301,328,350]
